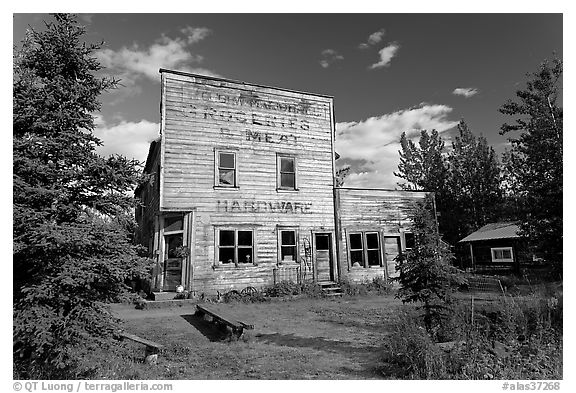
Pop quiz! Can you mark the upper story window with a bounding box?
[216,151,237,187]
[277,154,297,191]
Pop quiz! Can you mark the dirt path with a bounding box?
[110,295,406,379]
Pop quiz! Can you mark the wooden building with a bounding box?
[458,222,537,274]
[335,188,426,282]
[135,69,428,297]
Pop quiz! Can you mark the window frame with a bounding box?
[404,231,415,250]
[365,231,382,267]
[277,227,299,264]
[215,228,255,266]
[491,247,514,263]
[348,231,366,268]
[276,154,298,191]
[215,149,238,188]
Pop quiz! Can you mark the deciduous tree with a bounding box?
[447,120,502,242]
[394,123,502,247]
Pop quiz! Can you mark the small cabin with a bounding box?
[458,222,539,274]
[135,69,430,298]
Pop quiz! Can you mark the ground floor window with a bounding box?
[491,247,514,263]
[404,232,415,250]
[217,229,254,265]
[348,231,383,268]
[279,229,298,263]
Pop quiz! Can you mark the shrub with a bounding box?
[382,311,449,379]
[300,282,324,298]
[263,281,301,297]
[366,276,392,294]
[383,291,563,379]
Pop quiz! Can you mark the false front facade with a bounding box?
[136,69,428,297]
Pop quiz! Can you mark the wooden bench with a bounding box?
[119,332,164,364]
[196,304,254,339]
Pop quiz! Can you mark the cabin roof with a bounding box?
[459,222,521,243]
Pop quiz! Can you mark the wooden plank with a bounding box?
[119,332,164,350]
[196,304,244,329]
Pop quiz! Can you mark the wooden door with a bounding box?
[315,233,333,282]
[384,236,401,279]
[163,232,183,291]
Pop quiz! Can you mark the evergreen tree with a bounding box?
[395,196,463,335]
[13,14,150,378]
[499,57,563,267]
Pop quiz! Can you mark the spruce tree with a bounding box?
[13,14,150,378]
[499,58,563,267]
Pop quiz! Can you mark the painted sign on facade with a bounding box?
[217,200,313,214]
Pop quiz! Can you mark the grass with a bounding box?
[97,282,562,380]
[101,295,403,379]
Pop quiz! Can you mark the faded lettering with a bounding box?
[194,89,329,119]
[217,199,313,214]
[245,129,298,144]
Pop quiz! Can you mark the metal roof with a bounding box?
[459,222,521,243]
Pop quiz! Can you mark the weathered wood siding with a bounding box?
[335,188,429,283]
[135,140,161,255]
[160,70,336,295]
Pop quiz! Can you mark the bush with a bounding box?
[263,281,302,297]
[300,282,324,298]
[338,276,391,297]
[382,291,563,379]
[382,311,449,379]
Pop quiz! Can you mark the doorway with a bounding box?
[314,233,334,282]
[384,236,401,279]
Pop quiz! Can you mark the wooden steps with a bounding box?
[318,281,343,297]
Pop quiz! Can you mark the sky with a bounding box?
[12,11,563,189]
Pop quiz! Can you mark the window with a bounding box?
[349,232,365,267]
[348,231,384,268]
[277,155,296,190]
[491,247,514,263]
[366,232,381,266]
[217,229,254,265]
[279,229,298,263]
[404,232,415,250]
[216,151,237,187]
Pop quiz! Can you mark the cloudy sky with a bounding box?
[13,12,562,189]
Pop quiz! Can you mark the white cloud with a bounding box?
[96,27,220,88]
[93,116,160,163]
[452,87,479,98]
[335,104,459,189]
[369,43,400,69]
[320,48,344,68]
[180,26,212,44]
[359,28,386,49]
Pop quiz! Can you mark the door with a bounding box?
[161,215,186,291]
[315,233,333,282]
[163,232,183,291]
[384,236,401,279]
